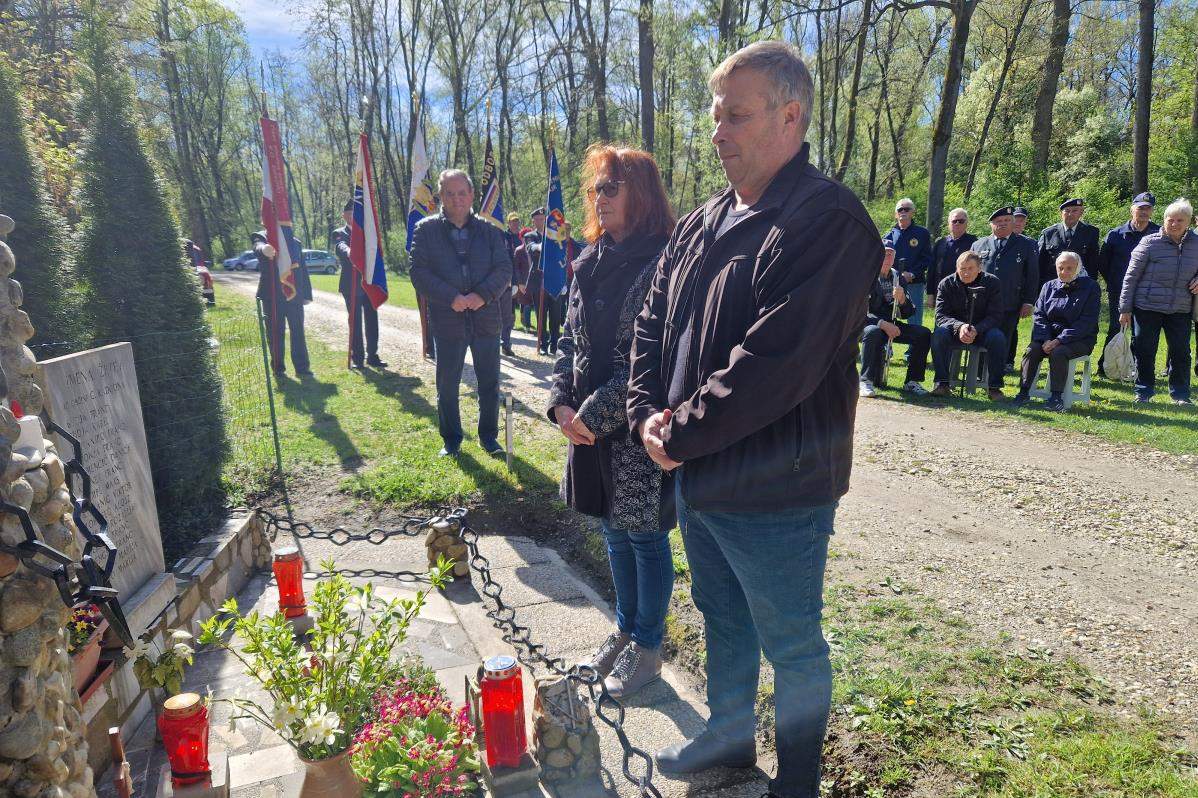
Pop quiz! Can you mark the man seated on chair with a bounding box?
[1012,251,1100,412]
[860,240,931,398]
[930,251,1006,400]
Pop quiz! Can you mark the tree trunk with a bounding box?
[638,0,655,152]
[814,0,827,170]
[926,0,975,239]
[1132,0,1153,194]
[1030,0,1071,176]
[833,0,872,181]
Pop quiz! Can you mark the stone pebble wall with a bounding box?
[0,234,97,797]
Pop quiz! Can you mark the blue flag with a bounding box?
[541,147,567,297]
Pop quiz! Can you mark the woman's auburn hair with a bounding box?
[580,143,676,244]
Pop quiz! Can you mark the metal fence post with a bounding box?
[505,392,513,471]
[255,297,293,523]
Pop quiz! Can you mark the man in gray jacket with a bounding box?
[410,169,512,455]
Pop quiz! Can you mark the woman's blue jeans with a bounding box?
[601,521,674,649]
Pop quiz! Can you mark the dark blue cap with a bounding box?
[1059,198,1084,210]
[1012,206,1028,217]
[1132,192,1155,208]
[989,206,1014,221]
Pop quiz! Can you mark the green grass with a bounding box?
[880,306,1198,456]
[213,289,563,512]
[307,272,420,311]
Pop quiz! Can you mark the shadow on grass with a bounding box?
[276,373,361,466]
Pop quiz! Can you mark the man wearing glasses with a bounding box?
[882,199,933,326]
[929,208,977,305]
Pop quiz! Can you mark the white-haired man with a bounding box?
[882,197,933,325]
[628,40,879,798]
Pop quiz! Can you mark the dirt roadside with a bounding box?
[216,272,1198,736]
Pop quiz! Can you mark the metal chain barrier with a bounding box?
[0,413,135,648]
[255,506,661,797]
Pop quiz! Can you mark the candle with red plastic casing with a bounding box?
[272,546,307,618]
[480,654,527,768]
[158,693,211,787]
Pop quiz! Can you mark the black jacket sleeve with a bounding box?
[1020,239,1039,306]
[976,278,1005,335]
[475,225,513,304]
[627,231,678,438]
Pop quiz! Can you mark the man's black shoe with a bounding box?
[655,732,756,776]
[480,438,504,455]
[502,345,515,356]
[349,362,365,370]
[438,446,460,458]
[1010,392,1030,407]
[296,369,314,377]
[366,357,388,368]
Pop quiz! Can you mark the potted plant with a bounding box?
[67,604,108,693]
[351,671,480,797]
[198,558,451,797]
[125,629,196,737]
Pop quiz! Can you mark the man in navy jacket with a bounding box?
[1097,192,1158,375]
[882,198,933,325]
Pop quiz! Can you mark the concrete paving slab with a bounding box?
[475,535,553,568]
[228,745,297,788]
[489,562,588,607]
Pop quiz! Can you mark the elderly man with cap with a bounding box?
[1037,198,1102,287]
[860,240,931,398]
[333,199,387,369]
[882,198,933,325]
[1011,206,1033,240]
[1012,251,1101,411]
[929,208,976,305]
[971,206,1038,375]
[1096,192,1159,375]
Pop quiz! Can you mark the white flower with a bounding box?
[347,590,373,615]
[302,705,342,747]
[204,686,214,707]
[124,638,151,661]
[169,629,193,642]
[172,641,194,659]
[271,697,304,731]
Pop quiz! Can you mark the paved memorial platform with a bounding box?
[99,524,771,798]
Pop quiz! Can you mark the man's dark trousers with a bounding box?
[861,322,929,384]
[677,475,836,798]
[931,326,1006,387]
[344,287,380,366]
[1002,310,1021,369]
[433,334,501,449]
[265,298,310,374]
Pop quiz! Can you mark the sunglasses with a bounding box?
[586,180,625,200]
[898,207,914,213]
[950,219,967,224]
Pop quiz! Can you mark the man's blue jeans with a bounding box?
[931,325,1007,387]
[601,521,674,649]
[906,282,926,327]
[676,477,835,798]
[433,334,501,448]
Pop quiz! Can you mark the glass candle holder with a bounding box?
[480,654,527,769]
[158,692,211,787]
[272,546,307,618]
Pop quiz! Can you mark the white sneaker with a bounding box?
[903,381,929,396]
[859,380,877,398]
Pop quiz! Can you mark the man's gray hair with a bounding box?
[896,197,915,212]
[1164,197,1194,221]
[438,168,474,192]
[709,40,814,139]
[949,207,968,220]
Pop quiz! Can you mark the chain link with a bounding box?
[0,413,135,648]
[255,507,661,797]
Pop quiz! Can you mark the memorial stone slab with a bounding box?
[37,342,166,599]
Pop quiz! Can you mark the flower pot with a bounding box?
[70,619,108,694]
[299,748,362,798]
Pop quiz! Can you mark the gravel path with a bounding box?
[217,272,1198,735]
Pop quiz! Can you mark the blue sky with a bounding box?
[222,0,304,53]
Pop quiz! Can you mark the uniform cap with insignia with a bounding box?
[1132,192,1156,208]
[1059,198,1084,210]
[988,206,1014,222]
[1012,206,1028,217]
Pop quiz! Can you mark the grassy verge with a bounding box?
[307,272,420,310]
[882,309,1198,455]
[663,554,1198,797]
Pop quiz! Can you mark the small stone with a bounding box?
[12,669,36,711]
[0,760,12,780]
[3,451,29,481]
[0,406,17,443]
[5,477,33,510]
[24,467,48,503]
[538,722,565,749]
[0,713,46,758]
[0,552,17,577]
[41,454,64,490]
[545,748,574,769]
[452,561,470,578]
[0,241,13,277]
[445,543,468,561]
[10,381,41,415]
[3,625,42,666]
[566,733,582,754]
[0,214,14,236]
[6,278,21,309]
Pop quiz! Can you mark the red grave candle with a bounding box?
[158,693,211,787]
[272,546,306,618]
[480,654,527,768]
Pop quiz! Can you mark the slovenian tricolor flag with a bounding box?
[259,115,298,301]
[350,133,388,309]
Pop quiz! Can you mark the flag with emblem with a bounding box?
[406,108,434,253]
[350,132,388,309]
[259,115,298,300]
[479,128,504,230]
[540,146,567,297]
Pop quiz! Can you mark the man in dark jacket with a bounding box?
[1037,198,1102,287]
[930,250,1006,399]
[410,169,512,456]
[333,200,387,370]
[252,229,312,377]
[501,212,523,353]
[1012,252,1100,411]
[882,198,933,325]
[860,241,930,397]
[627,42,879,798]
[1097,192,1158,375]
[929,207,977,304]
[972,206,1038,372]
[513,209,546,332]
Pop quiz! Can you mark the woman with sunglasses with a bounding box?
[547,143,677,698]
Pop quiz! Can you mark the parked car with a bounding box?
[304,249,338,275]
[222,250,257,271]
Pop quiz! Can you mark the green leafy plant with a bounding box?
[197,558,452,761]
[351,676,479,797]
[125,629,195,694]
